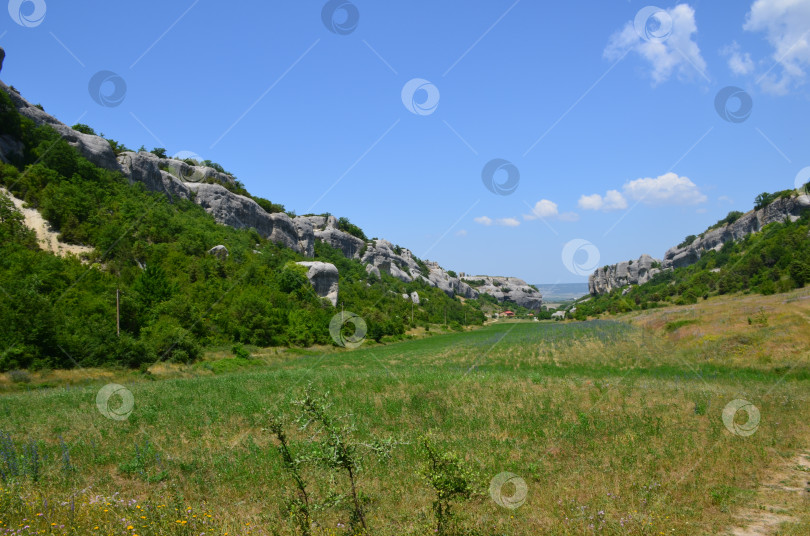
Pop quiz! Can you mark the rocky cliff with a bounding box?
[460,275,543,310]
[588,254,662,295]
[589,194,810,295]
[0,77,536,306]
[661,195,810,269]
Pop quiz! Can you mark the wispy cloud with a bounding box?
[604,4,708,85]
[721,41,755,76]
[743,0,810,95]
[474,216,521,227]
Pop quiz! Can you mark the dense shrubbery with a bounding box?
[337,216,367,240]
[577,202,810,318]
[0,89,485,371]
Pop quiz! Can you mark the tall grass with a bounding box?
[0,317,807,535]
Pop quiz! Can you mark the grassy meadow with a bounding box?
[1,290,810,535]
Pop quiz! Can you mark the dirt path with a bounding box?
[1,187,93,258]
[727,450,810,535]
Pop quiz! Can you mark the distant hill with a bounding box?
[532,283,588,302]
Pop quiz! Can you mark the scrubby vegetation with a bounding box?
[0,89,485,371]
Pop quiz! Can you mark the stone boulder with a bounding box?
[208,245,229,258]
[296,261,339,306]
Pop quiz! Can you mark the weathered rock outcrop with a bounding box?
[186,183,312,256]
[295,215,365,259]
[117,152,191,201]
[161,159,236,187]
[589,194,810,295]
[361,239,422,283]
[425,261,478,299]
[662,195,810,269]
[0,81,120,171]
[460,275,542,310]
[588,254,662,295]
[296,261,339,306]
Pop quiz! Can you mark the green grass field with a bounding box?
[1,292,810,535]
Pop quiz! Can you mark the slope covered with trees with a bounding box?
[0,89,487,371]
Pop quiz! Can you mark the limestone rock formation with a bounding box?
[0,81,119,171]
[161,159,236,187]
[424,261,478,299]
[588,254,662,295]
[186,183,311,256]
[460,275,542,310]
[296,261,339,306]
[589,194,810,295]
[662,195,810,269]
[295,215,365,259]
[361,239,422,283]
[0,81,554,298]
[117,152,191,201]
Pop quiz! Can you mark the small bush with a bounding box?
[8,370,31,384]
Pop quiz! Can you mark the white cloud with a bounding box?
[578,189,628,211]
[523,199,559,220]
[455,229,467,237]
[604,4,708,85]
[718,195,735,204]
[623,172,707,205]
[721,41,755,75]
[743,0,810,94]
[496,218,520,227]
[474,216,520,227]
[522,200,580,222]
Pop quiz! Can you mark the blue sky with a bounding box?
[2,0,810,283]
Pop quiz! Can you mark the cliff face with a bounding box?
[588,254,662,295]
[588,195,810,295]
[662,196,810,269]
[460,275,542,310]
[0,80,537,305]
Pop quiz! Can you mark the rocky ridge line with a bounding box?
[588,194,810,295]
[0,79,540,309]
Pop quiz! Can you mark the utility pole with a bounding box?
[116,287,120,337]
